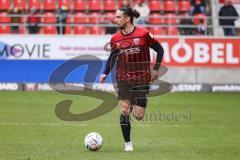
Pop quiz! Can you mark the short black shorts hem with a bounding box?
[117,81,150,108]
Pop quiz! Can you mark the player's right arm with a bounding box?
[99,48,118,83]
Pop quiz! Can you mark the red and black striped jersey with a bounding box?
[109,26,158,84]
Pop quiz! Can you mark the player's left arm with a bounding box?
[150,42,164,71]
[147,32,164,69]
[149,41,164,81]
[99,48,118,83]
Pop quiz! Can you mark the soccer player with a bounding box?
[99,7,164,151]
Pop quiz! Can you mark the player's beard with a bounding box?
[118,23,127,30]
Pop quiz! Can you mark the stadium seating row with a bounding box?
[0,0,204,35]
[0,11,206,25]
[0,0,191,12]
[0,25,180,35]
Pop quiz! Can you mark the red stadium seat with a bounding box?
[89,0,101,11]
[166,27,178,35]
[65,26,72,34]
[163,0,176,12]
[104,0,116,11]
[43,12,57,23]
[73,0,86,11]
[164,13,177,24]
[149,13,164,24]
[89,12,102,24]
[29,0,42,10]
[0,0,11,11]
[148,0,162,12]
[89,26,104,34]
[59,0,71,10]
[74,12,88,24]
[74,26,88,34]
[0,26,11,34]
[19,26,26,34]
[13,0,27,11]
[118,0,123,8]
[118,0,132,8]
[0,12,10,23]
[43,26,57,34]
[149,27,165,35]
[178,0,191,12]
[66,14,72,24]
[43,0,56,11]
[103,12,115,23]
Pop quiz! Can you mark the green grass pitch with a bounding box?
[0,91,240,160]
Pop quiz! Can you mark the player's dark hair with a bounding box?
[119,7,140,24]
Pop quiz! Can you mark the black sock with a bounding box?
[120,114,131,142]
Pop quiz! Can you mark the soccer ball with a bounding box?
[84,132,103,151]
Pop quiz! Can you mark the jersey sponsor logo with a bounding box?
[119,47,141,55]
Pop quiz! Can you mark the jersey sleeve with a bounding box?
[103,36,118,75]
[110,37,117,50]
[146,32,158,46]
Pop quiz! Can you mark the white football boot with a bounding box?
[125,141,133,151]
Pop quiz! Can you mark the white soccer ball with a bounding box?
[84,132,103,151]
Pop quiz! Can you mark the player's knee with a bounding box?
[119,101,130,116]
[121,107,130,116]
[134,112,144,121]
[135,115,144,121]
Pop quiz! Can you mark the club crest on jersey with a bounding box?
[149,32,154,39]
[133,38,140,45]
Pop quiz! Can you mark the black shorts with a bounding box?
[117,81,150,108]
